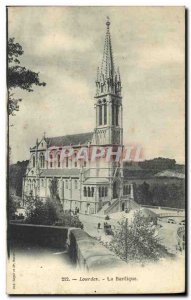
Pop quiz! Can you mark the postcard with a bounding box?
[7,6,186,295]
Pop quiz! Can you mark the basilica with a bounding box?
[22,18,134,215]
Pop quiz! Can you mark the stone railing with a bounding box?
[69,228,126,271]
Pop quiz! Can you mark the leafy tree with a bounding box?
[9,160,29,197]
[49,178,65,220]
[108,211,167,263]
[25,196,58,225]
[49,178,59,199]
[55,211,83,228]
[8,195,20,220]
[134,181,151,205]
[133,180,185,209]
[24,193,83,228]
[8,37,46,116]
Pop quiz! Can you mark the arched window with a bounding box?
[99,105,102,125]
[105,187,108,197]
[50,154,53,168]
[74,179,78,189]
[124,186,127,195]
[84,187,87,197]
[88,187,91,197]
[116,105,119,126]
[112,101,115,125]
[57,154,60,168]
[66,180,68,189]
[32,155,35,168]
[128,185,131,194]
[33,179,36,191]
[123,186,125,195]
[40,153,45,168]
[99,187,102,197]
[29,179,31,191]
[104,100,107,125]
[102,187,105,197]
[74,152,77,168]
[91,187,94,197]
[66,157,68,168]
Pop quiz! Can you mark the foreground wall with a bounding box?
[69,228,126,271]
[9,223,68,249]
[9,223,126,271]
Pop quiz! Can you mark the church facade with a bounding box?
[22,19,133,214]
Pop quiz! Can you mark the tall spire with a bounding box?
[101,16,114,80]
[96,17,121,96]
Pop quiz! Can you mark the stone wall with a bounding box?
[69,228,126,271]
[9,223,126,271]
[9,223,68,248]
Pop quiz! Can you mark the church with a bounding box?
[22,18,134,215]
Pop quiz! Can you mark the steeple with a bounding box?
[93,18,123,146]
[101,17,114,81]
[96,17,121,96]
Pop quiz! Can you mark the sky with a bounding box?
[8,6,185,164]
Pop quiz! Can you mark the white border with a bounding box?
[0,1,189,299]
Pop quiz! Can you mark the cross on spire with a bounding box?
[106,16,110,29]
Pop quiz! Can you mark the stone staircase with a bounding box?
[121,196,140,210]
[97,198,118,215]
[97,196,140,215]
[104,198,120,215]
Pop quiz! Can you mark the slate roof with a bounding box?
[45,132,94,147]
[39,169,80,177]
[84,178,109,185]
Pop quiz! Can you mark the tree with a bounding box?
[49,178,59,199]
[134,181,152,205]
[48,178,83,227]
[24,190,83,228]
[25,196,58,225]
[49,178,65,221]
[108,211,167,263]
[8,38,46,116]
[9,160,29,197]
[8,195,20,220]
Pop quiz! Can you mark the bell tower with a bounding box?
[94,17,123,146]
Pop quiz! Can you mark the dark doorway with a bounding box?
[122,202,125,211]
